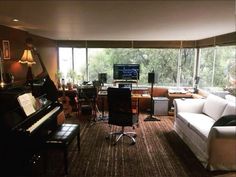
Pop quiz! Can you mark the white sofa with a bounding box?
[173,94,236,171]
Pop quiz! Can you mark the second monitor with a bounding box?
[118,83,132,90]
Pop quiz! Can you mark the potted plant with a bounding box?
[67,69,77,90]
[55,71,63,89]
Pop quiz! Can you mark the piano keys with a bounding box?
[26,105,61,133]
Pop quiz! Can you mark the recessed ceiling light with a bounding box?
[12,19,19,22]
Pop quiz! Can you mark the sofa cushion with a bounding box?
[174,98,206,114]
[221,103,236,117]
[178,112,215,142]
[225,94,236,104]
[202,94,228,121]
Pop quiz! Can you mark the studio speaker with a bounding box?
[98,73,107,83]
[148,72,155,83]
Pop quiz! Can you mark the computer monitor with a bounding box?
[113,64,140,80]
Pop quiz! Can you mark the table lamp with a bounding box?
[0,48,6,88]
[19,49,36,84]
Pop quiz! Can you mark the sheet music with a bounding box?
[17,93,36,116]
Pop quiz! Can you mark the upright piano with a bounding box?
[0,77,63,176]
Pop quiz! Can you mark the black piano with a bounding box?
[0,77,63,176]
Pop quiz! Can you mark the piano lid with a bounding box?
[0,86,29,114]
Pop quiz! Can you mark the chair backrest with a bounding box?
[77,86,97,100]
[107,87,133,127]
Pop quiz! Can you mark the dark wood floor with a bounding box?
[37,112,236,177]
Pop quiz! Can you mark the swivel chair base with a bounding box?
[144,115,160,121]
[106,127,137,145]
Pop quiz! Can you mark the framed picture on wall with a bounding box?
[2,40,10,59]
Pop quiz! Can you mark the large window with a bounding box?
[58,45,236,96]
[88,48,195,86]
[58,47,195,86]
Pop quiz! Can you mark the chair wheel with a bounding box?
[133,134,137,138]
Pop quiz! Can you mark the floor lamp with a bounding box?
[144,72,160,121]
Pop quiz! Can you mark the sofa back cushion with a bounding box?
[202,94,228,121]
[222,103,236,117]
[225,94,236,104]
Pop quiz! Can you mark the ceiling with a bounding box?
[0,0,235,41]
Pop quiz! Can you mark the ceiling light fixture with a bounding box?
[12,18,19,22]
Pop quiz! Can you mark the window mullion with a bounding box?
[211,46,217,87]
[86,47,88,81]
[193,48,200,87]
[72,48,75,70]
[177,48,182,87]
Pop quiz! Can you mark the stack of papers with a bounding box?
[17,93,36,116]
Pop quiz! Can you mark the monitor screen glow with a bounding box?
[113,64,140,80]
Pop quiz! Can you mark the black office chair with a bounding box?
[106,87,138,145]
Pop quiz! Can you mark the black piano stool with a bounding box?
[45,123,80,175]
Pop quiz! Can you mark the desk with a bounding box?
[168,92,192,98]
[97,91,150,115]
[167,92,193,115]
[132,94,151,114]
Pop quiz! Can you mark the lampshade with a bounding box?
[19,49,36,65]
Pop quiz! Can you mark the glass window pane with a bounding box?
[88,48,111,82]
[199,45,236,95]
[215,46,236,94]
[180,48,195,87]
[88,48,179,86]
[199,47,215,88]
[58,47,73,83]
[74,48,86,84]
[148,49,178,86]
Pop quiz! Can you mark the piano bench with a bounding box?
[45,123,80,175]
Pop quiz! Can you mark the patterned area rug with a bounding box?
[45,113,234,177]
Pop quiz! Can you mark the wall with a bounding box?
[0,25,58,84]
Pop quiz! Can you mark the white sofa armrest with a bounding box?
[174,98,206,116]
[207,126,236,170]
